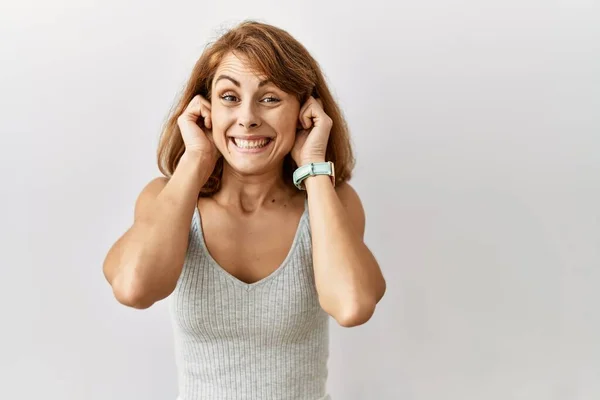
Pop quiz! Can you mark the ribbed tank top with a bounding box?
[168,199,331,400]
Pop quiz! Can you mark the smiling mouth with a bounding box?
[230,137,273,149]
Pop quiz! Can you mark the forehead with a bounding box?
[214,52,267,82]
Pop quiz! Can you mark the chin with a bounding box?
[224,157,268,175]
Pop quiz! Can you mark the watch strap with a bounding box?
[293,161,335,190]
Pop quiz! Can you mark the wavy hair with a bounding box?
[157,20,355,196]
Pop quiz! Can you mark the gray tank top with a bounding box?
[168,199,331,400]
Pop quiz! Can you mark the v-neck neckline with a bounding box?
[193,198,309,291]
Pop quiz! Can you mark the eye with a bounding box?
[262,96,280,104]
[219,93,281,104]
[221,94,238,102]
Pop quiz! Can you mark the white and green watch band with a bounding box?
[293,161,335,190]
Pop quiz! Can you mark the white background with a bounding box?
[1,0,599,399]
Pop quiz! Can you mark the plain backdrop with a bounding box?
[1,0,599,399]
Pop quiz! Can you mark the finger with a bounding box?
[199,96,212,129]
[198,96,212,115]
[203,108,212,129]
[298,97,315,129]
[304,101,326,129]
[298,112,306,130]
[298,105,307,129]
[182,95,201,118]
[182,95,211,121]
[298,96,313,122]
[301,105,314,130]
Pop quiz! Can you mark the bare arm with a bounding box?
[305,176,386,327]
[102,151,212,309]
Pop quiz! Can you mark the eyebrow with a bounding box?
[214,74,271,88]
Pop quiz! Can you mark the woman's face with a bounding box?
[210,52,301,176]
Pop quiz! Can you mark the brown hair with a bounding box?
[157,19,355,196]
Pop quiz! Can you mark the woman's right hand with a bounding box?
[177,94,220,166]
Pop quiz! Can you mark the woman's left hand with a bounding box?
[291,96,332,166]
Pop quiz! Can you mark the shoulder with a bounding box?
[335,182,366,237]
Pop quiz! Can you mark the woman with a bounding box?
[103,20,386,400]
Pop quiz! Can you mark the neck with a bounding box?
[214,161,295,213]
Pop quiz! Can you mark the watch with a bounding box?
[293,161,335,190]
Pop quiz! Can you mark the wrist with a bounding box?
[303,174,333,191]
[179,151,216,185]
[297,157,326,166]
[182,150,217,170]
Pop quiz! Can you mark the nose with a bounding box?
[239,121,260,129]
[237,102,261,130]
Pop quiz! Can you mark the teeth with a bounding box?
[233,138,270,149]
